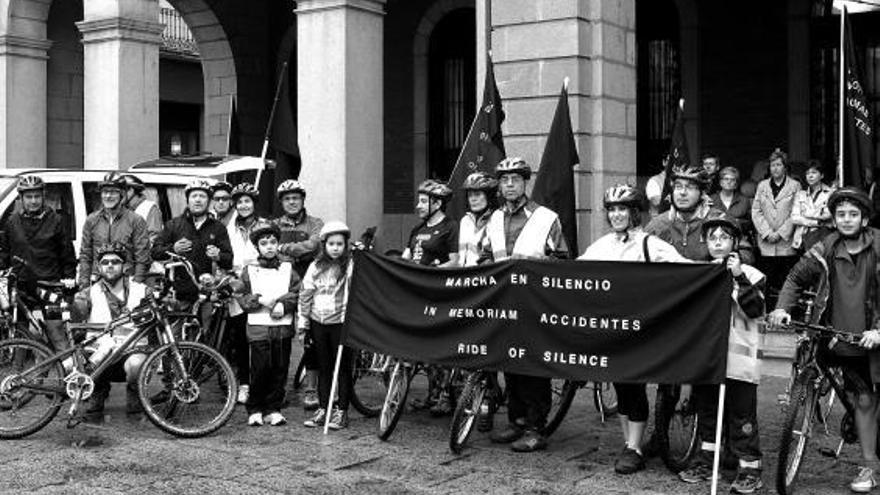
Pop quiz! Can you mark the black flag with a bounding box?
[446,55,506,220]
[532,82,579,254]
[660,99,690,204]
[842,6,874,188]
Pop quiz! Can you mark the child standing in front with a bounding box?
[298,221,354,430]
[677,212,766,494]
[235,220,300,426]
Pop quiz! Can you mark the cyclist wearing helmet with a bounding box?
[402,179,459,267]
[458,172,498,267]
[274,179,323,278]
[274,179,323,411]
[769,187,880,493]
[0,175,76,352]
[210,181,236,227]
[78,172,150,288]
[73,242,151,422]
[122,174,162,243]
[578,184,687,475]
[482,157,569,454]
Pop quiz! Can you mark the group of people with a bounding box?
[4,145,880,494]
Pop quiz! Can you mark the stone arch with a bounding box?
[412,0,474,190]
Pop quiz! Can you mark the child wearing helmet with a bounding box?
[676,213,766,494]
[298,220,354,430]
[234,220,301,427]
[402,180,459,267]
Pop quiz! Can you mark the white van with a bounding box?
[0,155,265,252]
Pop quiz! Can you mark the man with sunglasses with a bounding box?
[211,182,236,227]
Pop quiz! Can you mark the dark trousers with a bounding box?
[228,313,249,384]
[694,379,762,462]
[760,255,798,307]
[614,383,649,422]
[311,321,352,411]
[504,372,551,429]
[246,335,292,415]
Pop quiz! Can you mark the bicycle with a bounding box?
[773,319,865,495]
[0,256,76,348]
[0,289,237,439]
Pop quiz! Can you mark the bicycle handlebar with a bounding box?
[773,319,862,345]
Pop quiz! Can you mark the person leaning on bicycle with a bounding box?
[0,175,76,352]
[768,186,880,493]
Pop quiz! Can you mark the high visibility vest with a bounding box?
[88,280,148,325]
[134,199,158,221]
[727,264,765,384]
[458,212,489,267]
[246,262,294,326]
[486,206,557,261]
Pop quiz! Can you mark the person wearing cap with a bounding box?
[481,157,569,453]
[769,187,880,493]
[274,179,324,411]
[298,221,354,430]
[403,179,459,268]
[234,220,301,427]
[122,174,163,244]
[78,172,150,288]
[677,213,766,493]
[73,242,151,422]
[579,184,688,475]
[151,179,233,305]
[210,182,236,227]
[0,175,76,352]
[751,148,802,305]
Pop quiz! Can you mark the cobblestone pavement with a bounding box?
[0,369,868,494]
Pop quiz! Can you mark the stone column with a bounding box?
[0,35,51,168]
[296,0,385,237]
[78,1,162,169]
[489,0,636,248]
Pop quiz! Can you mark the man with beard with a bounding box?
[770,187,880,493]
[403,180,459,267]
[78,172,150,288]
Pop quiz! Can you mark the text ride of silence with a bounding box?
[456,343,610,368]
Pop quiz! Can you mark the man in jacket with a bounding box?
[78,172,151,288]
[769,187,880,493]
[0,175,76,351]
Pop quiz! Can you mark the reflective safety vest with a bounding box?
[458,212,489,267]
[486,206,557,261]
[88,280,148,325]
[246,262,294,326]
[727,264,765,384]
[134,199,158,221]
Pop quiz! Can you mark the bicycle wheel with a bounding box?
[592,382,618,421]
[0,338,64,439]
[541,379,579,436]
[138,341,237,438]
[350,350,387,418]
[776,370,818,495]
[655,385,699,473]
[377,361,410,441]
[449,372,486,454]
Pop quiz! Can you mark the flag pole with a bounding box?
[226,94,235,155]
[323,344,344,434]
[262,61,289,161]
[839,5,846,187]
[710,383,727,495]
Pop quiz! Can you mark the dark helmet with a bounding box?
[96,242,128,260]
[231,182,259,202]
[828,186,873,217]
[210,181,233,195]
[462,172,498,192]
[603,183,643,210]
[701,211,742,239]
[122,174,145,192]
[495,157,532,180]
[417,180,453,201]
[669,164,709,190]
[16,175,44,193]
[99,172,127,192]
[249,219,281,245]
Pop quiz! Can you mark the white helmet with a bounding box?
[319,220,351,242]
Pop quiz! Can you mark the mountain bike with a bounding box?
[0,256,76,348]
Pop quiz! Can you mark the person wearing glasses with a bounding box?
[210,182,236,227]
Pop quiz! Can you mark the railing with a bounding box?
[160,8,199,57]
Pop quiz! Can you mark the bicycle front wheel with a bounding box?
[377,361,410,441]
[776,370,818,495]
[541,379,578,436]
[0,338,64,439]
[449,372,486,454]
[138,341,237,438]
[350,350,387,418]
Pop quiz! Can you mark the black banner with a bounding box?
[843,7,874,188]
[343,252,732,384]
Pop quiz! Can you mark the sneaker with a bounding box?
[679,458,713,483]
[490,424,524,444]
[730,468,763,494]
[265,412,287,426]
[510,429,547,453]
[429,393,453,417]
[247,412,263,426]
[237,384,250,405]
[303,408,326,428]
[851,467,878,493]
[327,408,348,430]
[614,446,646,475]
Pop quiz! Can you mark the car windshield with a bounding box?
[0,178,16,195]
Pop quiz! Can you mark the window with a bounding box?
[0,183,76,239]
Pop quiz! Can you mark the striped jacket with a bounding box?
[297,258,353,329]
